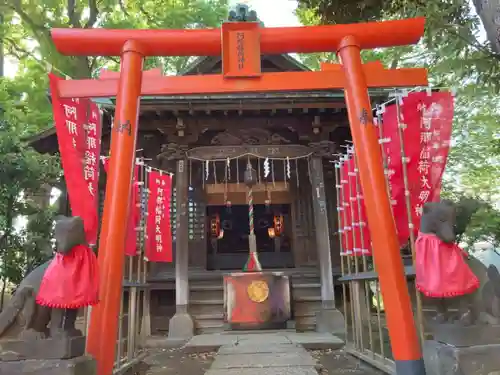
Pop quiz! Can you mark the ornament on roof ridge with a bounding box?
[228,2,258,22]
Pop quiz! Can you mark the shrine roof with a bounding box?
[27,52,346,150]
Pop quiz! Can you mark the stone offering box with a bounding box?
[224,272,291,330]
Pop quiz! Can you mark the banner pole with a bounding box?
[352,148,375,354]
[334,161,350,338]
[346,147,363,349]
[339,155,357,344]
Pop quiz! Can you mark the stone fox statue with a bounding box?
[416,200,500,325]
[0,216,99,340]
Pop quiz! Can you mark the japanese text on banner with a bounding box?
[402,91,454,223]
[49,73,102,245]
[146,170,173,262]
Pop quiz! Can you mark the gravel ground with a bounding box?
[123,347,384,375]
[123,348,216,375]
[310,349,384,375]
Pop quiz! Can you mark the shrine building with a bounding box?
[28,27,393,336]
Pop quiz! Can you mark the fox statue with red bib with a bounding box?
[416,200,500,326]
[0,216,99,341]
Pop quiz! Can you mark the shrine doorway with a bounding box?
[206,204,293,270]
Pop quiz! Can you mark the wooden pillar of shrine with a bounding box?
[309,157,345,334]
[168,157,194,339]
[188,161,208,269]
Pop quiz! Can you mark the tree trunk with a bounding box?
[0,276,7,312]
[472,0,500,54]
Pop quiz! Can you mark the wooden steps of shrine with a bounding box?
[189,277,225,334]
[291,279,322,332]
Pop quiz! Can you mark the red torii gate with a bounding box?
[50,17,428,375]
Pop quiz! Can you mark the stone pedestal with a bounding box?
[315,301,346,336]
[424,340,500,375]
[0,336,86,361]
[0,336,93,374]
[431,324,500,346]
[0,355,96,375]
[424,325,500,375]
[168,305,194,341]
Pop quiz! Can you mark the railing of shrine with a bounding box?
[83,255,151,374]
[338,256,425,374]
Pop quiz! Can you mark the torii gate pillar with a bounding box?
[85,41,145,375]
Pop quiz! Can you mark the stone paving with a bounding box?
[184,331,345,375]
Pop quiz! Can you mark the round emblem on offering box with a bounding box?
[247,280,270,303]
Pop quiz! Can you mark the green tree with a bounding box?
[296,0,500,90]
[0,77,60,308]
[296,0,500,243]
[1,0,229,78]
[0,0,229,134]
[442,188,500,248]
[296,4,500,186]
[0,0,230,300]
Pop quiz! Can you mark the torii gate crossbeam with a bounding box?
[50,17,427,375]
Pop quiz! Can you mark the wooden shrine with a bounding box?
[29,51,367,333]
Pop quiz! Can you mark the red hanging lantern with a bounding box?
[210,214,224,239]
[273,215,284,237]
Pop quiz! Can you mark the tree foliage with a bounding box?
[0,0,229,296]
[1,0,229,78]
[297,0,500,91]
[0,77,60,306]
[296,0,500,245]
[1,0,229,134]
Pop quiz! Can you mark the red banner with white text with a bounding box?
[381,104,411,246]
[401,91,454,208]
[102,157,140,256]
[381,91,454,245]
[338,152,373,257]
[145,170,173,262]
[49,73,102,245]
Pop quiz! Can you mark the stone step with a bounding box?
[195,319,225,330]
[293,295,322,303]
[291,284,321,299]
[192,312,225,320]
[295,323,316,332]
[290,274,321,284]
[197,325,227,334]
[190,301,225,316]
[295,314,316,329]
[190,289,224,301]
[293,300,322,318]
[291,282,321,288]
[190,284,223,291]
[190,298,224,306]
